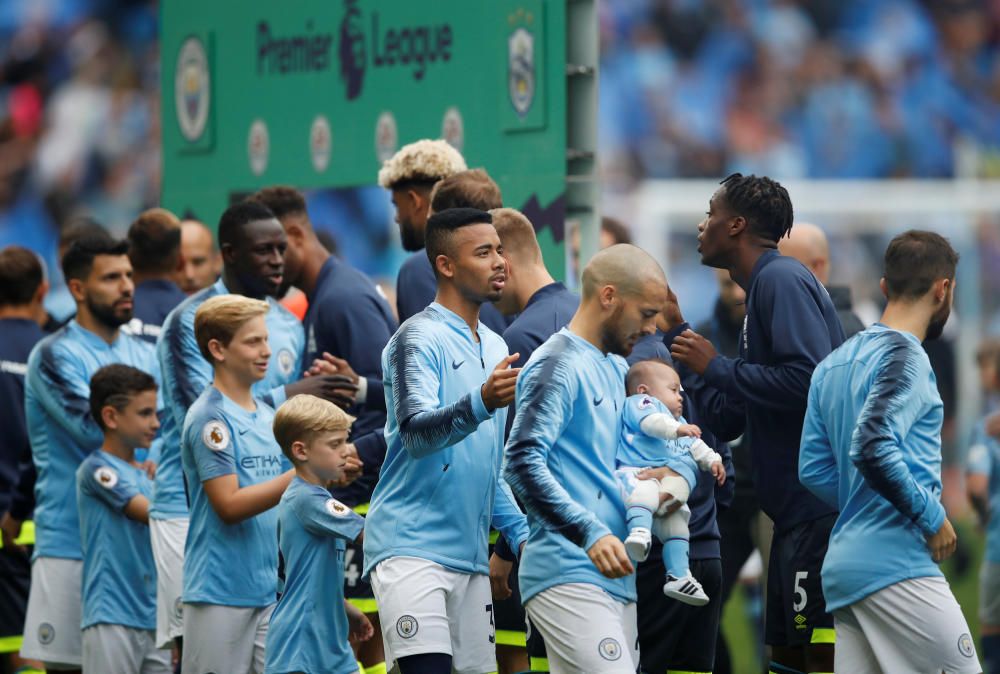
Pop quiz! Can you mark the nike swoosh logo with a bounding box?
[452,360,464,370]
[593,395,603,406]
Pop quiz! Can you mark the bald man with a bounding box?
[179,220,221,294]
[505,244,667,673]
[779,223,865,338]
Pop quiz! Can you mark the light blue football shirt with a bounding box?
[967,418,1000,563]
[618,393,700,491]
[505,328,635,604]
[181,386,289,607]
[153,279,302,519]
[363,303,528,577]
[800,324,947,611]
[26,320,159,560]
[77,450,156,630]
[265,477,365,674]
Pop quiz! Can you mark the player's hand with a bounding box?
[140,460,157,480]
[662,285,685,331]
[489,552,514,600]
[331,445,363,488]
[587,535,634,578]
[986,411,1000,439]
[345,601,375,644]
[308,352,361,386]
[0,512,24,552]
[671,329,718,375]
[676,423,702,438]
[710,462,726,485]
[926,517,957,563]
[286,375,357,409]
[481,354,521,411]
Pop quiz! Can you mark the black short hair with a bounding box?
[89,364,158,430]
[62,232,129,282]
[0,246,44,306]
[425,208,493,273]
[884,230,959,300]
[600,216,632,245]
[249,186,308,220]
[127,209,181,275]
[218,201,277,247]
[719,173,794,243]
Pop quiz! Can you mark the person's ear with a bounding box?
[729,215,747,238]
[879,277,888,300]
[207,338,226,363]
[101,405,119,431]
[636,383,650,395]
[220,242,237,266]
[935,278,951,304]
[290,440,308,463]
[67,277,86,303]
[598,284,616,309]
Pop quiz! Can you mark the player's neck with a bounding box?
[213,368,258,411]
[730,243,776,289]
[880,301,930,342]
[300,246,330,297]
[75,307,120,344]
[568,305,608,353]
[516,266,556,312]
[132,270,175,286]
[0,303,38,320]
[434,285,482,334]
[101,436,137,464]
[220,268,264,300]
[294,465,324,487]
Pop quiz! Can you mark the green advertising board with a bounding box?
[161,0,596,279]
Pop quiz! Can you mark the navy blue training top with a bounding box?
[629,332,734,561]
[396,252,510,333]
[0,318,46,519]
[127,279,187,344]
[666,250,844,533]
[304,255,398,505]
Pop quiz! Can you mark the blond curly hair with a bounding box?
[377,139,467,189]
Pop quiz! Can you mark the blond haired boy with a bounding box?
[180,295,294,674]
[264,394,373,674]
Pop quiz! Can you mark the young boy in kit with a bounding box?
[616,359,726,606]
[181,295,295,674]
[265,394,373,674]
[77,364,171,673]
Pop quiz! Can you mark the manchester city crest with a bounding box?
[508,27,535,117]
[175,36,210,142]
[278,349,295,377]
[396,615,418,639]
[598,637,622,661]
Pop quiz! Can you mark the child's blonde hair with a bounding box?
[193,295,270,363]
[272,394,355,462]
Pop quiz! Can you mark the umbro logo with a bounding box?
[452,359,464,370]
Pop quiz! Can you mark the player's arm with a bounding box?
[681,275,841,412]
[81,463,149,524]
[123,494,151,524]
[799,373,840,508]
[490,480,529,555]
[389,324,506,458]
[162,309,215,411]
[202,472,294,525]
[295,491,365,541]
[688,437,723,472]
[30,342,104,448]
[849,338,946,539]
[966,431,993,527]
[504,354,611,552]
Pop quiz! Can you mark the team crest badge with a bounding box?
[175,36,210,142]
[638,396,654,409]
[325,498,351,518]
[202,420,230,451]
[598,637,622,661]
[396,615,418,639]
[310,115,332,173]
[958,633,975,658]
[441,107,464,152]
[508,27,535,117]
[375,111,398,163]
[38,622,55,645]
[278,349,295,376]
[174,597,184,619]
[248,119,270,176]
[94,466,118,489]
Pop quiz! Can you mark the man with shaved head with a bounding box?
[505,244,668,673]
[179,219,220,294]
[779,222,865,338]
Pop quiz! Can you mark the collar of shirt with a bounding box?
[311,255,339,302]
[870,322,921,347]
[558,326,612,361]
[428,301,489,343]
[67,318,124,350]
[748,248,781,288]
[525,282,569,311]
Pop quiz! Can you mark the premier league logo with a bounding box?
[202,420,230,452]
[396,615,418,639]
[598,637,622,661]
[508,27,535,118]
[175,36,210,142]
[94,466,119,489]
[339,0,365,100]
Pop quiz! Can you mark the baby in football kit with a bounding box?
[616,359,725,606]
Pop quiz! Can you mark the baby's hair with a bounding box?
[625,358,678,395]
[272,394,355,462]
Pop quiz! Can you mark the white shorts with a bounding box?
[834,576,981,674]
[370,556,495,674]
[181,603,273,674]
[20,557,83,668]
[980,560,1000,626]
[149,516,188,648]
[82,624,171,674]
[524,583,639,674]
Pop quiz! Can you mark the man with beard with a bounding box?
[664,174,844,674]
[151,201,357,657]
[364,208,528,674]
[20,232,160,671]
[799,231,981,673]
[504,244,668,673]
[378,139,467,323]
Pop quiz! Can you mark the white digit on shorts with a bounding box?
[344,548,360,587]
[793,571,808,612]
